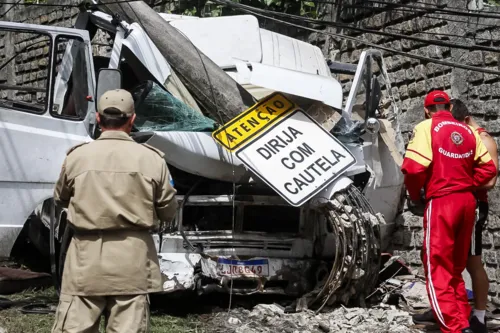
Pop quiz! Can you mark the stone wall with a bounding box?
[326,0,500,305]
[0,2,77,107]
[0,1,113,109]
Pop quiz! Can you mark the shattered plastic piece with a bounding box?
[335,194,346,204]
[401,281,430,309]
[352,268,365,280]
[395,275,416,281]
[331,117,365,143]
[131,80,217,132]
[331,199,343,211]
[386,278,403,287]
[376,213,386,225]
[369,214,379,226]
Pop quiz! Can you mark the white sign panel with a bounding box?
[236,110,357,207]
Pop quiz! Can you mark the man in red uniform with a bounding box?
[401,90,497,333]
[412,99,498,333]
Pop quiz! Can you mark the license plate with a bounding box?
[217,258,269,277]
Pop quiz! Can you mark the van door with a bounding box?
[0,21,95,258]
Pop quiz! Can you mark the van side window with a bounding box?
[0,29,51,114]
[51,36,90,120]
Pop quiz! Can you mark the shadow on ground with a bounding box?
[150,292,294,317]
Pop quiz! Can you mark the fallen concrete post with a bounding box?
[98,0,257,123]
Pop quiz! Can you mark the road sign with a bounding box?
[212,93,297,151]
[235,110,357,207]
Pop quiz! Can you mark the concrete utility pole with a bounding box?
[99,0,256,122]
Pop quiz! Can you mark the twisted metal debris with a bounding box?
[307,185,383,312]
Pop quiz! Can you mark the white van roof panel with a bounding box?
[259,28,330,77]
[162,15,330,77]
[167,15,263,68]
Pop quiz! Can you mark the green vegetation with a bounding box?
[0,288,211,333]
[172,0,319,20]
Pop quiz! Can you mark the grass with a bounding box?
[0,308,55,333]
[0,288,217,333]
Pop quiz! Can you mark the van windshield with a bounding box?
[131,80,216,132]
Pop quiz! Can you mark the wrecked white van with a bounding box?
[0,9,404,305]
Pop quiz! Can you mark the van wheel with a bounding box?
[10,216,51,273]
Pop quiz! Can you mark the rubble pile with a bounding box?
[225,303,424,333]
[217,254,500,333]
[214,256,435,333]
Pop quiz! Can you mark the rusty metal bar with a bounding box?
[0,84,45,92]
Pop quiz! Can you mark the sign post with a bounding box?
[212,92,356,207]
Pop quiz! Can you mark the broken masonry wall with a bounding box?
[321,0,500,306]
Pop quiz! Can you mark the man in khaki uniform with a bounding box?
[52,89,178,333]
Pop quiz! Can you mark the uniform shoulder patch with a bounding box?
[66,142,89,155]
[141,143,165,158]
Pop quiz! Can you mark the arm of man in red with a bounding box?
[401,121,433,202]
[472,129,497,188]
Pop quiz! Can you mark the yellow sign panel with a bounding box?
[212,93,297,151]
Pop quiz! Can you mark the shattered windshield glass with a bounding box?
[131,80,217,132]
[331,117,364,143]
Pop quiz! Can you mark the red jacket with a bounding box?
[401,111,497,202]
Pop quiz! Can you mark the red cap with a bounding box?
[424,90,450,107]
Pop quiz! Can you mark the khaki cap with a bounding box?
[97,89,135,118]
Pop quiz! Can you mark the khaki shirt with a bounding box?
[54,130,178,296]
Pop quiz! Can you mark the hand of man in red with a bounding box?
[407,189,426,216]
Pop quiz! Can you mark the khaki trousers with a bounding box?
[51,293,150,333]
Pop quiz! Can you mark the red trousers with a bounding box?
[423,192,476,333]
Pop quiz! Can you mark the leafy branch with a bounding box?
[169,0,319,19]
